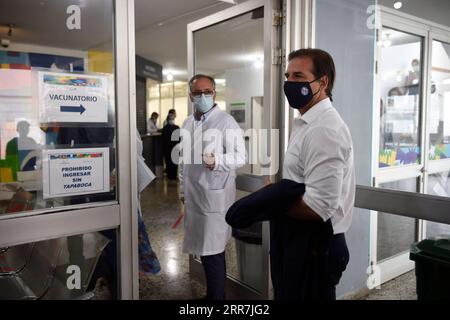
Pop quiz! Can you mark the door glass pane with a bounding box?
[426,171,450,237]
[193,8,265,293]
[428,40,450,160]
[378,28,423,168]
[377,178,418,261]
[0,0,116,216]
[0,230,114,299]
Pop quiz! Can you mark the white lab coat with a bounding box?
[179,107,246,256]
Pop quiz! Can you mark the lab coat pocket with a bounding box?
[204,189,227,213]
[208,170,230,190]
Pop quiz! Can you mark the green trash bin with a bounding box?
[410,236,450,300]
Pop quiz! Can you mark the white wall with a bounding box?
[224,65,264,130]
[379,0,450,28]
[316,0,375,298]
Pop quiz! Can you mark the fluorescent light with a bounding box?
[394,2,402,10]
[218,0,236,4]
[254,57,263,69]
[382,33,392,47]
[166,73,174,81]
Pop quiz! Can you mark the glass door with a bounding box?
[187,0,281,299]
[424,35,450,238]
[0,0,138,299]
[373,23,426,284]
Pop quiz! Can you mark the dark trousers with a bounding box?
[200,251,226,300]
[325,233,350,300]
[164,152,178,179]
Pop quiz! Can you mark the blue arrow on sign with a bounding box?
[60,104,86,115]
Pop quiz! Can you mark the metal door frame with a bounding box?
[0,0,139,300]
[368,5,450,286]
[187,0,282,300]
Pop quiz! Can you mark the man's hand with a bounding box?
[203,153,215,171]
[180,196,185,204]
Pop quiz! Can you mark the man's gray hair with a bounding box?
[188,74,216,92]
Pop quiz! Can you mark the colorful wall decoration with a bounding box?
[429,144,450,160]
[379,147,421,167]
[0,50,84,71]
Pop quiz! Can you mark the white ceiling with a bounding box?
[194,10,264,75]
[0,0,115,50]
[0,0,240,80]
[379,0,450,28]
[4,0,448,83]
[134,0,240,81]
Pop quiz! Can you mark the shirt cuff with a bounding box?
[302,193,332,222]
[213,153,220,171]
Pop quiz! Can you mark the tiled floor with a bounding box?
[360,270,417,300]
[139,178,205,299]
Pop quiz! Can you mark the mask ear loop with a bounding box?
[310,77,323,97]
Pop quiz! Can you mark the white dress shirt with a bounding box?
[147,119,158,133]
[283,98,355,234]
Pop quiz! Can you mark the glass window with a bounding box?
[426,171,450,237]
[377,178,418,261]
[147,81,189,128]
[428,40,450,160]
[378,28,423,168]
[147,80,160,128]
[0,230,113,299]
[0,0,116,216]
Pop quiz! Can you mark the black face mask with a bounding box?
[283,78,321,109]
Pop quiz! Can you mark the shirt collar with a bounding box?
[299,98,333,124]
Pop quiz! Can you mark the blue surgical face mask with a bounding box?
[283,78,321,109]
[192,94,214,113]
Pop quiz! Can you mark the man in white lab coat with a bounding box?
[179,74,246,300]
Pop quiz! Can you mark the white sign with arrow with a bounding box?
[37,71,109,123]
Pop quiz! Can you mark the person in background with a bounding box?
[5,120,39,180]
[179,74,246,300]
[161,113,180,180]
[163,109,176,127]
[282,48,355,299]
[147,112,159,133]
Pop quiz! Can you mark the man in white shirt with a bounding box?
[282,48,355,299]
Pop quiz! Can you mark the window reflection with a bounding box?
[377,178,418,261]
[378,28,423,168]
[428,40,450,160]
[0,0,116,216]
[426,171,450,238]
